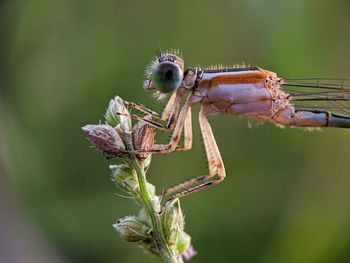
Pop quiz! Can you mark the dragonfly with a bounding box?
[122,50,350,201]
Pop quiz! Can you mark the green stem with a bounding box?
[122,129,178,263]
[130,157,179,263]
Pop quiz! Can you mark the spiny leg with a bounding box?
[123,91,181,129]
[147,101,191,154]
[128,98,192,156]
[124,91,178,120]
[175,106,192,151]
[130,105,192,154]
[164,107,217,196]
[124,101,161,119]
[117,93,181,131]
[165,107,226,201]
[160,91,180,121]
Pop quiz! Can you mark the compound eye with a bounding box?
[152,62,183,93]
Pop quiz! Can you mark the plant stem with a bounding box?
[130,157,179,263]
[122,128,178,263]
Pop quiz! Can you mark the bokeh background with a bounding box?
[1,0,350,262]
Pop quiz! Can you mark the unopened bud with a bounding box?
[82,124,125,156]
[161,198,185,248]
[113,216,150,242]
[151,194,161,212]
[104,96,131,131]
[147,183,156,197]
[132,115,154,160]
[176,231,191,254]
[162,199,184,233]
[137,241,158,256]
[110,164,156,197]
[138,208,150,224]
[167,227,181,248]
[143,155,152,171]
[110,164,138,194]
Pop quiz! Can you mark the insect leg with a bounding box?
[124,92,178,120]
[175,106,192,152]
[119,93,181,131]
[164,107,226,201]
[127,99,192,155]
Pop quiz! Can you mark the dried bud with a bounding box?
[181,245,197,261]
[132,115,154,160]
[82,124,125,156]
[104,96,131,131]
[113,216,150,242]
[110,164,138,194]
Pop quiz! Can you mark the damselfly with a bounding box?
[123,51,350,201]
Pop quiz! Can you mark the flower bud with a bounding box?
[147,183,156,197]
[137,240,159,256]
[104,96,131,131]
[161,198,185,233]
[113,216,150,242]
[82,124,125,156]
[176,231,191,254]
[161,198,186,248]
[110,164,156,197]
[110,164,138,194]
[151,194,161,212]
[138,208,150,224]
[143,155,152,171]
[132,115,154,160]
[167,227,181,247]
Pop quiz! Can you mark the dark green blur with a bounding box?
[1,0,350,262]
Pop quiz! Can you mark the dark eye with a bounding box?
[152,62,183,93]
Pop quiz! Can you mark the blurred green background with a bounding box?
[1,0,350,262]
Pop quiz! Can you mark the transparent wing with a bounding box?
[282,78,350,115]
